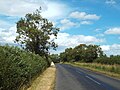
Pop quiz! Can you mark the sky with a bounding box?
[0,0,120,56]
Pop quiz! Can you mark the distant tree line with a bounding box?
[94,55,120,65]
[51,44,120,65]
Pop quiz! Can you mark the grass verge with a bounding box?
[24,67,56,90]
[67,62,120,79]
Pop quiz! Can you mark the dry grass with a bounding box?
[26,67,56,90]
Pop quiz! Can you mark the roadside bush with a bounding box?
[94,56,120,65]
[0,45,48,90]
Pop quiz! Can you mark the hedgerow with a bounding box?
[0,45,48,90]
[94,56,120,65]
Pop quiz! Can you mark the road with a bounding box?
[55,64,120,90]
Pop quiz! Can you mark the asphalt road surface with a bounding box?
[55,64,120,90]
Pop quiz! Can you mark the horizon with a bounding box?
[0,0,120,56]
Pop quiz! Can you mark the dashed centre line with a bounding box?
[76,70,101,85]
[86,75,101,85]
[76,70,83,75]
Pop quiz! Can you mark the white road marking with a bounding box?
[76,70,83,75]
[86,76,101,85]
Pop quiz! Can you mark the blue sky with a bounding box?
[0,0,120,55]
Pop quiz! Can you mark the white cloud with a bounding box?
[60,19,78,30]
[94,28,102,32]
[50,46,67,54]
[105,0,120,11]
[80,21,93,25]
[0,0,69,19]
[60,19,93,30]
[0,0,39,16]
[105,27,120,34]
[0,25,17,43]
[101,44,120,56]
[70,11,100,20]
[96,34,105,37]
[111,44,120,50]
[0,0,70,44]
[55,33,104,47]
[51,32,105,54]
[105,0,116,5]
[60,19,75,25]
[101,45,110,51]
[41,2,69,19]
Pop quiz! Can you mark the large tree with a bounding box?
[59,44,104,62]
[15,9,59,58]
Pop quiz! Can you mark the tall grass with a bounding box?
[0,45,48,90]
[71,62,120,78]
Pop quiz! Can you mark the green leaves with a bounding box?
[94,55,120,65]
[15,9,59,57]
[0,45,48,90]
[60,44,104,63]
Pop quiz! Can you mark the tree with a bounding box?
[50,54,60,63]
[59,44,104,63]
[84,45,103,62]
[15,9,59,58]
[59,52,67,62]
[74,44,87,61]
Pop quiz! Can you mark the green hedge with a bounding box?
[94,56,120,65]
[0,45,48,90]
